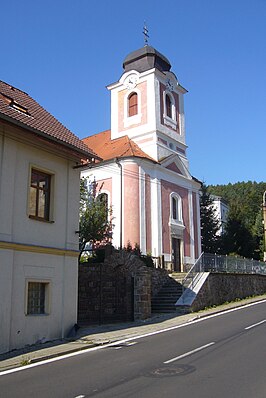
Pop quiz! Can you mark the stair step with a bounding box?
[153,292,182,299]
[151,276,184,314]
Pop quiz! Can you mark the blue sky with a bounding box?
[2,0,266,185]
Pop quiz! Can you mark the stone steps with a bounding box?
[151,277,184,313]
[170,272,187,283]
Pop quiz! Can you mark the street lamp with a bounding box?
[263,191,266,262]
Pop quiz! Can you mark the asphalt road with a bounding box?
[1,301,266,398]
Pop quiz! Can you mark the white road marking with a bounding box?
[245,319,266,330]
[164,342,215,364]
[74,395,85,398]
[1,299,266,377]
[110,342,137,349]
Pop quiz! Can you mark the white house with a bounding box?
[82,45,202,271]
[211,195,229,235]
[0,80,97,353]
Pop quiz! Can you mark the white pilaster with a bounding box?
[188,189,195,263]
[139,167,146,254]
[150,177,162,257]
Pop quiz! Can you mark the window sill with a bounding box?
[169,219,185,229]
[26,313,50,317]
[29,215,54,223]
[124,113,142,128]
[163,115,177,129]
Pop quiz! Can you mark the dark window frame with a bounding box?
[27,281,48,315]
[29,169,51,221]
[172,196,178,220]
[128,92,138,117]
[166,94,172,118]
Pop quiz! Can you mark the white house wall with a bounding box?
[0,128,80,353]
[0,250,78,353]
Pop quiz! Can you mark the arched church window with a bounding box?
[172,196,178,220]
[97,192,109,222]
[166,94,172,118]
[128,92,138,117]
[171,193,182,223]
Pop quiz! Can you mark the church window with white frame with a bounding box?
[170,193,183,223]
[124,89,141,127]
[166,94,172,118]
[97,192,109,222]
[128,92,138,117]
[163,91,177,129]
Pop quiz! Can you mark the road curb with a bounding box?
[1,295,266,372]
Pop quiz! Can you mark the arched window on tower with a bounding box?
[166,94,172,118]
[128,92,138,117]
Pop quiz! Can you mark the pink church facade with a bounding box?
[82,46,201,271]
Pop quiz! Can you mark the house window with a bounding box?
[166,94,172,118]
[128,92,138,117]
[171,193,182,223]
[29,169,51,221]
[27,282,49,315]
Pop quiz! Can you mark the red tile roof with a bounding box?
[0,80,98,159]
[82,130,157,163]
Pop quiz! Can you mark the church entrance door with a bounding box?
[172,238,181,272]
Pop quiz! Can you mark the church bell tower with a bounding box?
[107,44,189,168]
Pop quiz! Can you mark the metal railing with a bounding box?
[182,253,266,290]
[202,253,266,275]
[182,252,204,290]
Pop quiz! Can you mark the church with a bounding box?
[82,44,201,271]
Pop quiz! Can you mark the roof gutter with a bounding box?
[73,154,158,170]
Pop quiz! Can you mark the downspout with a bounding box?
[115,158,123,249]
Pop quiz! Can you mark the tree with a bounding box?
[221,205,256,258]
[79,177,113,260]
[208,181,266,259]
[200,183,221,253]
[252,210,264,260]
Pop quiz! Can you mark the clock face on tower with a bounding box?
[124,73,139,89]
[165,78,174,91]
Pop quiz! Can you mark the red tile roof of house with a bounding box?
[0,80,98,159]
[82,130,157,163]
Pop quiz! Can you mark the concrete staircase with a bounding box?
[151,276,184,313]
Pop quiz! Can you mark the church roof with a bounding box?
[123,45,171,73]
[0,80,98,159]
[82,130,157,163]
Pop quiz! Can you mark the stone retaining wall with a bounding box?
[78,263,134,324]
[104,252,171,320]
[79,250,178,322]
[191,273,266,312]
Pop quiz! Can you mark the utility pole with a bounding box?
[263,191,266,262]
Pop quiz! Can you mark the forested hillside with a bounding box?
[207,181,266,260]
